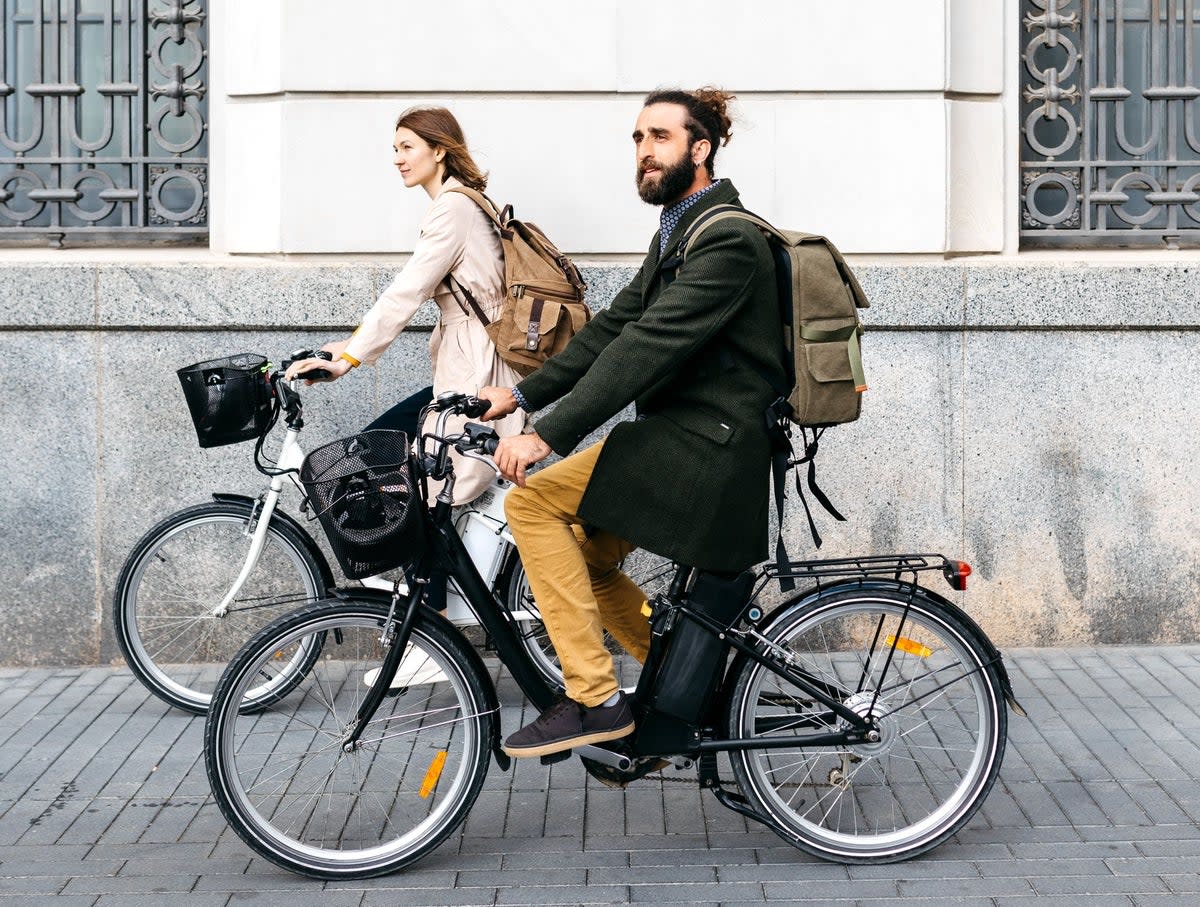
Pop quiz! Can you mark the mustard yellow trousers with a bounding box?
[503,442,652,707]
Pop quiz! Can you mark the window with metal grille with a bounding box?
[0,0,207,247]
[1021,0,1200,248]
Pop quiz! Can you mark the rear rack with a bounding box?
[761,553,969,593]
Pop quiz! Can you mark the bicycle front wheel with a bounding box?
[205,599,495,879]
[113,501,326,713]
[726,585,1006,863]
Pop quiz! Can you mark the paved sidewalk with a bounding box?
[2,646,1200,906]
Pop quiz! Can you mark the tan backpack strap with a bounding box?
[442,185,504,228]
[445,273,492,327]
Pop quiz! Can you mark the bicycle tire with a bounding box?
[205,598,494,879]
[725,583,1007,863]
[113,501,326,713]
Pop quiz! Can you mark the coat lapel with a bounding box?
[643,180,742,294]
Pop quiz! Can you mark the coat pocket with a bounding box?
[660,409,736,446]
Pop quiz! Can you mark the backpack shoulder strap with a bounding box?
[442,185,504,228]
[680,205,787,259]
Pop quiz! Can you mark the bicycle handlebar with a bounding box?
[456,421,501,455]
[278,348,333,382]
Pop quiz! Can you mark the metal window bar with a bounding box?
[0,0,207,247]
[1021,0,1200,247]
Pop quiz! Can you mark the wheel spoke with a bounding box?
[729,591,1004,860]
[206,604,492,877]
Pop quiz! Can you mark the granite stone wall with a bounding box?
[2,261,1197,665]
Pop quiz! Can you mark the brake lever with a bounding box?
[460,448,502,479]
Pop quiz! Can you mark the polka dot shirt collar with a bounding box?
[659,179,723,256]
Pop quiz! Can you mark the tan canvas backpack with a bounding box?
[444,186,590,376]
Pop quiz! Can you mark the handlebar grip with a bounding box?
[462,396,490,419]
[459,422,500,455]
[305,368,333,381]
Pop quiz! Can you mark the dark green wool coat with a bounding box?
[516,180,785,573]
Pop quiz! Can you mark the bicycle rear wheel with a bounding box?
[113,501,326,713]
[725,585,1006,863]
[204,599,494,879]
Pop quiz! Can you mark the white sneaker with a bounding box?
[363,644,447,689]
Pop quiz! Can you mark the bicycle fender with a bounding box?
[210,492,337,592]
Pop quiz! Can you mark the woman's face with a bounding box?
[393,127,444,192]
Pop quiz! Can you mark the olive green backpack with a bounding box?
[680,206,870,568]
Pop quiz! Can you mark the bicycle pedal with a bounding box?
[539,750,573,766]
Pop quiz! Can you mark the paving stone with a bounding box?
[62,874,199,895]
[1,651,1200,903]
[362,889,495,906]
[1032,874,1170,895]
[227,894,365,906]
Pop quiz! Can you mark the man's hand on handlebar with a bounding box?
[494,432,552,488]
[477,386,519,421]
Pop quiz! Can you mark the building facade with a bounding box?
[2,0,1198,664]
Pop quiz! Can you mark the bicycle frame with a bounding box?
[343,399,1019,772]
[212,423,307,616]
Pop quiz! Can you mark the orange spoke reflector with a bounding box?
[419,750,448,799]
[886,636,933,658]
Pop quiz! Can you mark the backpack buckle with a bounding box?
[764,396,792,431]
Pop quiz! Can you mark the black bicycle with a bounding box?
[203,392,1024,879]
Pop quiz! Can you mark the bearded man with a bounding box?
[478,87,785,758]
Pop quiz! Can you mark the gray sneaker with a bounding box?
[502,692,635,758]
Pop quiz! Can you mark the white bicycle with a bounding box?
[114,349,667,713]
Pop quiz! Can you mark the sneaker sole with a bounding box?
[501,721,635,759]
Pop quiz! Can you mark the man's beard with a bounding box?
[637,153,696,206]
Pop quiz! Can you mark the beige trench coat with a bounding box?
[344,176,528,503]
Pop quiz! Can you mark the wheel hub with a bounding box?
[840,691,899,758]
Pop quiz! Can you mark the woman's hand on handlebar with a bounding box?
[493,432,552,488]
[319,339,350,359]
[476,385,519,421]
[284,355,352,385]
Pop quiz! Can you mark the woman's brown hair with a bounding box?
[394,106,488,191]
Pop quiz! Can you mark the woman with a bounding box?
[285,106,527,505]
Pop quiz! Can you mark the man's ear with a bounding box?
[692,138,711,167]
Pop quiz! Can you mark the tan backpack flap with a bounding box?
[442,186,590,375]
[506,221,587,302]
[499,298,577,353]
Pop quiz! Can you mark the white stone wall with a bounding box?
[209,0,1007,256]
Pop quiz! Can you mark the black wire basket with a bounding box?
[177,354,274,448]
[300,430,426,580]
